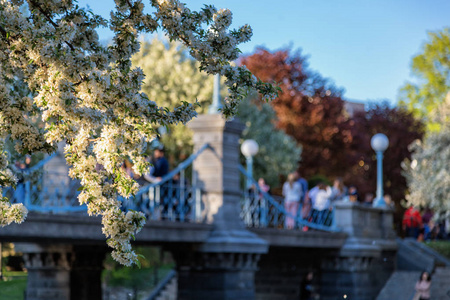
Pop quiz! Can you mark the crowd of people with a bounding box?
[252,171,450,242]
[109,146,450,241]
[402,205,448,241]
[276,171,395,228]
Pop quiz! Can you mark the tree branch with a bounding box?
[28,0,75,52]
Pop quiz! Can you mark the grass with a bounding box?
[103,265,174,300]
[2,271,27,278]
[105,265,174,290]
[0,251,174,300]
[425,240,450,259]
[0,266,173,300]
[0,278,26,300]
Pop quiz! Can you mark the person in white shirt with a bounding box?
[310,182,332,225]
[282,172,303,229]
[313,185,331,211]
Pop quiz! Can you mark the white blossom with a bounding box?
[403,94,450,215]
[0,0,279,265]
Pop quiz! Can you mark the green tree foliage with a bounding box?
[133,39,299,186]
[237,99,302,188]
[403,94,450,213]
[132,37,214,162]
[399,28,450,131]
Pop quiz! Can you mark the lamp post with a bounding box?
[208,74,223,114]
[371,133,389,207]
[241,139,259,189]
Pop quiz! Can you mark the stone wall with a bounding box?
[255,247,326,300]
[320,202,397,300]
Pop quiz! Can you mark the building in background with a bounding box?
[344,100,365,118]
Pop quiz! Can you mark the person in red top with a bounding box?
[403,206,423,239]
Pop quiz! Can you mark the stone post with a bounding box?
[174,114,268,300]
[16,243,106,300]
[320,202,397,300]
[43,142,71,197]
[16,244,73,300]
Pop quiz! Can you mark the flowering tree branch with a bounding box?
[28,0,76,51]
[0,0,279,266]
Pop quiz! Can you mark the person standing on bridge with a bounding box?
[282,173,303,229]
[309,182,332,225]
[295,171,309,220]
[295,171,308,204]
[144,147,169,183]
[330,177,347,203]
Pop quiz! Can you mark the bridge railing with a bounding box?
[239,165,338,232]
[4,155,85,213]
[119,143,210,222]
[4,144,210,220]
[4,144,340,232]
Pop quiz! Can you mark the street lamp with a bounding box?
[208,74,223,114]
[371,133,389,207]
[241,139,259,189]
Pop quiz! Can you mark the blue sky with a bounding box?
[79,0,450,104]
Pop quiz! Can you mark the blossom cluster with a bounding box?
[403,94,450,214]
[0,0,278,265]
[0,140,27,226]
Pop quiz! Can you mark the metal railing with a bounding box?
[4,144,211,221]
[121,144,211,222]
[239,165,338,232]
[4,144,337,232]
[5,155,85,213]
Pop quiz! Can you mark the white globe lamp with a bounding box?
[371,133,389,207]
[241,139,259,189]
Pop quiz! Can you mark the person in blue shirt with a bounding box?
[144,147,169,183]
[295,171,308,204]
[143,147,171,219]
[152,148,169,179]
[295,171,309,222]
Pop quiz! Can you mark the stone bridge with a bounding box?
[0,114,397,300]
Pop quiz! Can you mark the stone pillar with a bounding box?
[188,114,244,230]
[254,247,323,300]
[174,250,262,300]
[43,142,71,196]
[70,246,107,300]
[178,114,268,300]
[16,243,106,300]
[320,202,397,300]
[16,244,73,300]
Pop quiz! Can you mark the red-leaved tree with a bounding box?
[240,48,352,179]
